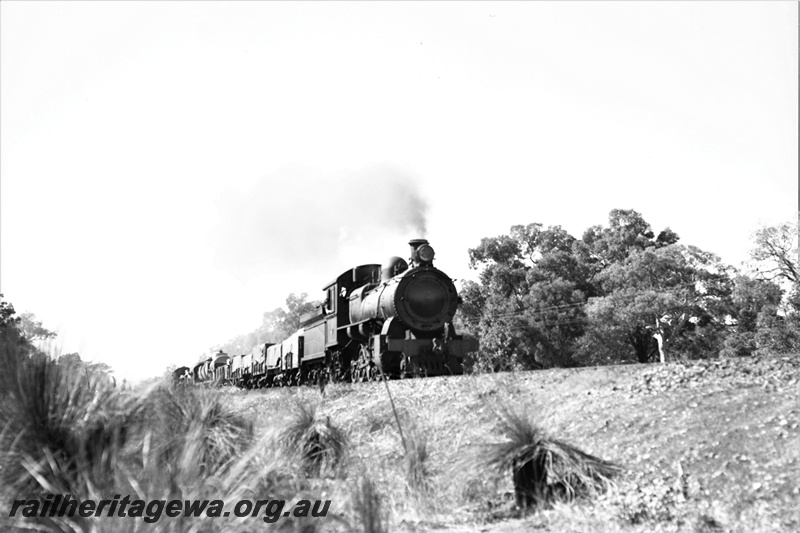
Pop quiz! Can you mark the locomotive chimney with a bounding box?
[408,239,428,256]
[408,238,435,267]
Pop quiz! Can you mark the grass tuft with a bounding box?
[134,385,254,480]
[1,337,269,533]
[486,404,623,512]
[0,341,130,497]
[278,400,348,478]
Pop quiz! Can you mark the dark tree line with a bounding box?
[1,295,113,392]
[458,209,800,371]
[1,297,57,361]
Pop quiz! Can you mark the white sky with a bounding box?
[1,1,797,381]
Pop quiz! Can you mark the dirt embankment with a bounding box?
[230,355,799,533]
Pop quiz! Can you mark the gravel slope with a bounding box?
[227,355,799,533]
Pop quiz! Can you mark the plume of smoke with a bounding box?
[211,164,429,280]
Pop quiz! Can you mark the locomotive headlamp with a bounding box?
[417,244,435,263]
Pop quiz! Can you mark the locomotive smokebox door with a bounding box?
[393,269,458,332]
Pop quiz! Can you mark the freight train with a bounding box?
[174,239,478,387]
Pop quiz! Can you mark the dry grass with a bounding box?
[278,400,349,478]
[0,340,284,533]
[3,335,796,533]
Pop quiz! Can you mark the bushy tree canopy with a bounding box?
[462,209,744,370]
[582,245,733,363]
[0,295,56,346]
[464,222,597,370]
[18,312,57,341]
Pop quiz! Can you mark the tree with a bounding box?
[58,352,84,367]
[750,221,798,284]
[1,296,59,359]
[731,276,783,333]
[262,293,318,343]
[725,222,800,357]
[752,307,800,356]
[719,276,783,357]
[582,209,679,267]
[1,295,19,330]
[517,278,587,367]
[55,352,113,378]
[463,210,708,370]
[215,293,320,356]
[1,295,57,354]
[18,312,57,341]
[580,245,733,363]
[0,295,26,368]
[576,295,657,365]
[465,225,589,370]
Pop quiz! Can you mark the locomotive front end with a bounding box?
[346,239,478,380]
[348,240,458,335]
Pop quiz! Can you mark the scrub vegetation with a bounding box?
[3,319,797,532]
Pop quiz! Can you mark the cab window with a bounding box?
[326,287,337,314]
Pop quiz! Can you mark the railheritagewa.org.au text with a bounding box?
[9,494,331,523]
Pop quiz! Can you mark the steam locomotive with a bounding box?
[174,239,478,387]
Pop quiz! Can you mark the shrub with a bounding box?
[485,405,622,511]
[278,401,348,478]
[753,311,800,356]
[0,340,130,496]
[720,331,756,358]
[133,385,254,479]
[1,339,265,533]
